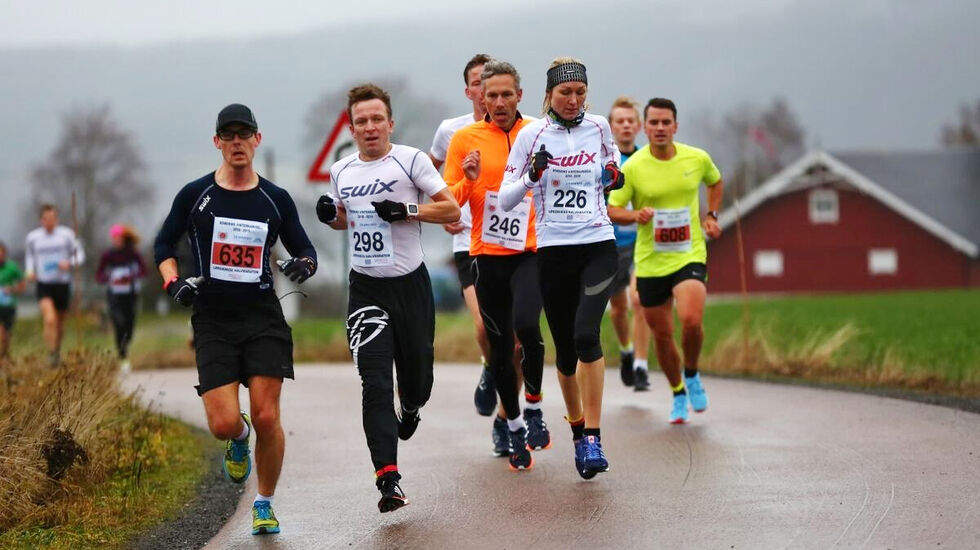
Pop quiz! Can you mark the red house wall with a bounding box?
[706,186,975,293]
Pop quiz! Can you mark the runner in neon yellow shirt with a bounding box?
[608,97,724,425]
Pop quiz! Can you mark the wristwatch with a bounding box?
[406,203,419,220]
[706,210,719,220]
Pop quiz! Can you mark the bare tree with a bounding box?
[941,100,980,147]
[695,98,806,208]
[29,105,152,283]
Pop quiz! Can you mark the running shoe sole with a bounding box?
[378,495,409,513]
[252,525,280,535]
[508,448,534,471]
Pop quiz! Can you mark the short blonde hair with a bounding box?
[608,96,640,122]
[542,56,589,114]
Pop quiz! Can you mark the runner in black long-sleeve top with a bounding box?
[153,103,317,537]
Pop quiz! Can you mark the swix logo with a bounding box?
[198,195,211,212]
[504,164,516,173]
[340,178,397,199]
[347,306,389,355]
[547,151,597,167]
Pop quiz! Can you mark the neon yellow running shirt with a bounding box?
[608,142,721,277]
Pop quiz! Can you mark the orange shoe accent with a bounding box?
[375,464,399,478]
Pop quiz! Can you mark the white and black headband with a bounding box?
[546,62,588,90]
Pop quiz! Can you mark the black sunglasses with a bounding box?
[217,128,256,141]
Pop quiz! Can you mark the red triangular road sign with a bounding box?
[307,110,354,183]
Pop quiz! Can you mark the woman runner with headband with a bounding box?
[499,57,625,479]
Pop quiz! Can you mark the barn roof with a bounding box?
[717,149,980,258]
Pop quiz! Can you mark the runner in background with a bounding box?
[0,242,26,360]
[606,96,651,391]
[499,57,623,479]
[608,97,723,424]
[318,83,460,512]
[428,53,502,418]
[95,224,147,373]
[24,204,85,367]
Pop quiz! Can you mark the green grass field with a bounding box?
[8,288,979,394]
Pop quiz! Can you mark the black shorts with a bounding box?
[636,262,708,307]
[0,306,15,330]
[36,282,71,312]
[191,291,294,396]
[610,245,634,294]
[453,251,475,290]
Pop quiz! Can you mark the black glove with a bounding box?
[602,162,625,193]
[276,256,316,284]
[165,276,203,307]
[529,144,553,183]
[371,200,408,223]
[316,194,338,224]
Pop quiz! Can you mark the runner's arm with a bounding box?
[276,190,318,264]
[607,163,635,224]
[418,188,461,224]
[23,236,35,280]
[443,132,473,207]
[71,232,86,267]
[94,252,110,284]
[498,131,534,211]
[153,184,195,280]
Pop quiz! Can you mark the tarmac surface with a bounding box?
[126,364,980,549]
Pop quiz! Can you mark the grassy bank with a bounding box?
[0,352,212,549]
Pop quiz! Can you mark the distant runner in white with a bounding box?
[428,53,501,420]
[316,83,459,514]
[24,204,85,366]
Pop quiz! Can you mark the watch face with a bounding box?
[408,204,419,215]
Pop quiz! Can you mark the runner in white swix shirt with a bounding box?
[498,57,625,480]
[330,143,448,277]
[432,113,477,255]
[316,83,459,514]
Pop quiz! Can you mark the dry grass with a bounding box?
[703,323,976,396]
[0,349,181,537]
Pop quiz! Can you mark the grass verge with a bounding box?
[0,351,212,549]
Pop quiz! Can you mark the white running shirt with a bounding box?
[431,113,478,254]
[24,225,85,284]
[330,144,448,278]
[499,113,617,248]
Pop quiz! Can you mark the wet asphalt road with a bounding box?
[126,364,980,549]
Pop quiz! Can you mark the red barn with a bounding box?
[707,150,980,294]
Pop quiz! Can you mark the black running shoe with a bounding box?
[474,364,497,416]
[523,407,551,450]
[620,349,635,386]
[633,367,651,392]
[377,475,409,513]
[398,405,421,441]
[507,427,533,471]
[492,416,509,457]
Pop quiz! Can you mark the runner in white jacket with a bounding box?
[498,57,625,480]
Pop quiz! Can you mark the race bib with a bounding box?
[348,208,394,267]
[37,252,62,278]
[544,169,596,222]
[653,208,692,252]
[482,191,530,251]
[209,217,268,282]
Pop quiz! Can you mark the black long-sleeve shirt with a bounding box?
[154,172,317,300]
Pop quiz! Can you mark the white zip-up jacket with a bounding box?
[499,112,617,248]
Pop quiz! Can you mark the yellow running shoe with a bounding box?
[223,412,252,483]
[251,501,280,535]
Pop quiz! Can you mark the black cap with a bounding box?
[216,103,258,132]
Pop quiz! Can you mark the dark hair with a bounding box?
[39,204,56,217]
[464,54,492,84]
[347,83,392,121]
[644,97,677,121]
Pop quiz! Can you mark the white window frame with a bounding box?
[868,248,898,275]
[754,250,784,277]
[809,188,839,224]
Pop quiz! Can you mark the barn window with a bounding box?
[809,188,839,224]
[868,248,898,275]
[754,250,783,277]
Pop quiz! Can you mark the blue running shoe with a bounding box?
[580,435,609,479]
[474,363,497,417]
[223,412,252,483]
[685,373,709,412]
[669,393,689,424]
[573,438,586,476]
[492,416,509,457]
[508,427,533,471]
[523,407,551,450]
[251,501,280,535]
